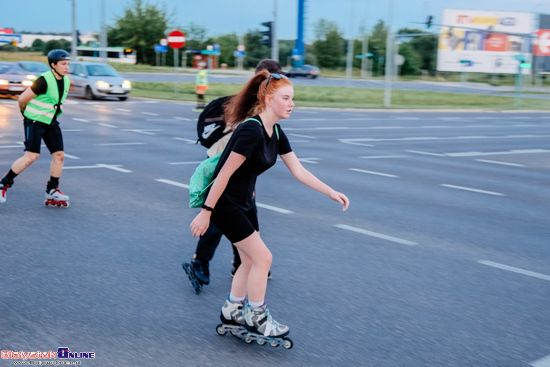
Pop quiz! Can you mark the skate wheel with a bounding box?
[257,339,266,346]
[230,328,239,336]
[270,339,279,347]
[216,324,226,336]
[283,337,293,349]
[244,336,254,344]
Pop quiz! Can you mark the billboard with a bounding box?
[437,9,534,74]
[533,14,550,72]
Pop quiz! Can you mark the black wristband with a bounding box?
[201,204,214,212]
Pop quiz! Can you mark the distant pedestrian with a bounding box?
[0,49,72,207]
[190,69,349,340]
[193,62,208,112]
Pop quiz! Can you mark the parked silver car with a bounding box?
[68,61,131,100]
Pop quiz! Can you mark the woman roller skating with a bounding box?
[190,70,350,349]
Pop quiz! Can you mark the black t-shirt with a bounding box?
[212,115,292,211]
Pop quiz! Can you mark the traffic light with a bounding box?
[426,15,433,29]
[260,21,272,48]
[76,30,81,46]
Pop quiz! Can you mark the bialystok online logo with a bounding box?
[2,347,95,361]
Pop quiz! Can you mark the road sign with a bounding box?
[155,45,167,53]
[234,50,245,57]
[167,30,185,49]
[160,38,167,46]
[0,34,22,44]
[237,45,245,52]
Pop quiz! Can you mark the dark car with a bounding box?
[0,62,34,96]
[287,64,320,79]
[17,61,50,80]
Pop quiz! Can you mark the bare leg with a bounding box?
[230,231,272,303]
[50,151,64,178]
[11,151,40,174]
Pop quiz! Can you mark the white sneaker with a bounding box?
[46,188,69,201]
[0,185,7,204]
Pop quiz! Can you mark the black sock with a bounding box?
[47,177,59,191]
[6,169,17,181]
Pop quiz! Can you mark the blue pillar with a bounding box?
[295,0,305,67]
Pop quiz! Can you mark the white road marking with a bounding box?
[293,118,328,121]
[96,164,132,173]
[120,129,160,135]
[445,149,550,157]
[155,179,190,189]
[441,184,504,196]
[349,135,550,142]
[256,203,293,214]
[116,108,131,112]
[531,355,550,367]
[406,150,445,157]
[339,139,374,147]
[72,118,89,122]
[361,155,408,159]
[334,224,417,246]
[141,112,158,116]
[349,168,398,178]
[169,161,203,165]
[64,154,79,160]
[298,158,321,164]
[64,164,131,173]
[94,142,145,146]
[99,123,117,128]
[0,145,25,149]
[393,117,420,120]
[287,133,317,139]
[476,159,524,167]
[174,137,197,144]
[478,260,550,282]
[174,117,192,121]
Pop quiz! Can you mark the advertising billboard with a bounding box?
[533,14,550,72]
[437,9,534,74]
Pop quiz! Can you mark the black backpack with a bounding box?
[197,96,232,148]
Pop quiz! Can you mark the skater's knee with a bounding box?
[23,152,40,165]
[52,151,64,162]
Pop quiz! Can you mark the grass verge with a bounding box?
[132,82,550,110]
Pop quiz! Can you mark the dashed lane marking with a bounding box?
[334,224,417,246]
[441,184,504,196]
[72,118,89,122]
[168,161,203,165]
[256,203,293,214]
[99,123,117,128]
[361,155,408,159]
[174,117,192,121]
[531,354,550,367]
[349,168,398,178]
[407,150,445,157]
[478,260,550,282]
[445,149,550,157]
[94,142,145,146]
[120,129,160,135]
[287,133,317,139]
[476,159,524,167]
[156,179,190,189]
[116,108,131,112]
[140,112,159,116]
[174,137,197,144]
[64,164,132,173]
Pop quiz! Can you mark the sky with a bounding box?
[1,0,549,42]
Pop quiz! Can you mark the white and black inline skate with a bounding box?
[182,259,209,294]
[215,299,293,349]
[45,187,70,208]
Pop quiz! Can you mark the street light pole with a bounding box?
[70,0,77,60]
[272,0,278,61]
[100,0,107,63]
[384,0,394,108]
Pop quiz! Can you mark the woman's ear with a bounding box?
[265,94,272,107]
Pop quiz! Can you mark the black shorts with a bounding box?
[23,118,64,154]
[211,205,259,243]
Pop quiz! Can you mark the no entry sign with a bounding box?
[167,30,185,49]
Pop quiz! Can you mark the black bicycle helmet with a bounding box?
[47,49,71,67]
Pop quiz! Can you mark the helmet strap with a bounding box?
[51,64,63,79]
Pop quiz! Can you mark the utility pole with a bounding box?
[346,0,355,84]
[70,0,77,60]
[100,0,107,63]
[272,0,278,61]
[384,0,394,108]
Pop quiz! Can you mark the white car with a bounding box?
[68,61,131,101]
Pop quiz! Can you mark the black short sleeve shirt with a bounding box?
[212,115,292,211]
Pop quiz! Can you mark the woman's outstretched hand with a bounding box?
[329,190,350,211]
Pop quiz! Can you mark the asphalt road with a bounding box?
[121,71,550,100]
[1,96,549,367]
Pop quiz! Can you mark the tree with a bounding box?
[32,39,45,53]
[43,39,70,55]
[397,27,438,75]
[312,19,345,68]
[211,33,239,67]
[369,20,388,76]
[398,43,422,75]
[108,0,171,65]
